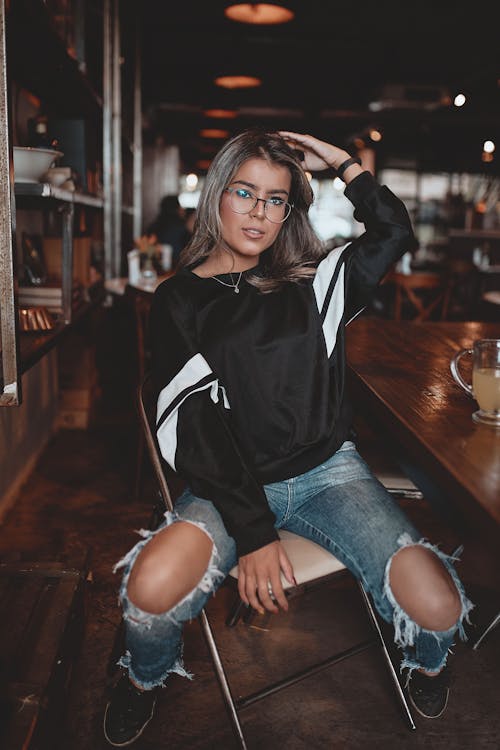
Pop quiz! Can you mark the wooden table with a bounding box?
[346,319,500,534]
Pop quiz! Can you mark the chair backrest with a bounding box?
[125,286,153,384]
[137,373,174,512]
[387,270,448,321]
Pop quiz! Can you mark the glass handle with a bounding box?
[450,348,474,396]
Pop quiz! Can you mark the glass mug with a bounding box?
[450,338,500,428]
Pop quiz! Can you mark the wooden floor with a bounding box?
[1,306,499,750]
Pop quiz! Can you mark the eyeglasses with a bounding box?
[225,187,293,223]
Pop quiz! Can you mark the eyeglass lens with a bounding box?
[228,189,291,222]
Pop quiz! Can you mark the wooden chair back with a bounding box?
[387,270,449,321]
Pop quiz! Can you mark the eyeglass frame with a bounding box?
[224,186,294,223]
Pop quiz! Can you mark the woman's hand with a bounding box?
[238,540,295,615]
[279,131,363,182]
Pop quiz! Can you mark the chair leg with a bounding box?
[473,611,500,650]
[199,609,248,750]
[358,581,416,731]
[226,597,248,627]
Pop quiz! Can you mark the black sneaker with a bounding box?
[103,674,157,746]
[408,667,450,719]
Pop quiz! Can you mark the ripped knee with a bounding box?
[389,544,461,631]
[115,512,225,617]
[384,533,473,646]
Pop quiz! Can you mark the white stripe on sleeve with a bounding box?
[156,352,217,470]
[313,244,348,357]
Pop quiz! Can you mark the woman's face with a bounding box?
[217,157,292,270]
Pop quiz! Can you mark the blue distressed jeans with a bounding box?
[116,441,473,689]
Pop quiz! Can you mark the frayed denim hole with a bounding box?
[118,646,194,689]
[118,514,226,625]
[113,510,179,610]
[383,533,474,651]
[401,648,451,679]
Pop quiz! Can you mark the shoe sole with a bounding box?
[408,686,449,719]
[103,697,157,747]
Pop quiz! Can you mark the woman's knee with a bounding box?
[127,521,213,614]
[389,544,462,632]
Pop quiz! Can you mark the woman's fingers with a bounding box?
[237,570,249,606]
[257,579,279,614]
[278,545,296,587]
[278,130,347,172]
[238,570,264,614]
[268,571,288,612]
[238,541,290,614]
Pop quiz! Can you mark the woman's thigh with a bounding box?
[282,444,421,614]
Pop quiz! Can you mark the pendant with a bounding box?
[234,287,239,294]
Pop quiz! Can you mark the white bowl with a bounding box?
[13,147,64,183]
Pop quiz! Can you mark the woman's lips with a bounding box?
[242,227,265,239]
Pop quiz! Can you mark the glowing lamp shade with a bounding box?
[215,75,262,89]
[203,109,238,119]
[224,3,294,24]
[200,129,230,139]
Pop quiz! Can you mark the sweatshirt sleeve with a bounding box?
[149,279,278,557]
[343,170,418,319]
[312,172,417,343]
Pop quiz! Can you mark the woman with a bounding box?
[104,130,472,747]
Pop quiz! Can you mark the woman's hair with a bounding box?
[178,129,325,291]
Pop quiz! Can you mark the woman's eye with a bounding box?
[236,188,253,199]
[268,197,284,206]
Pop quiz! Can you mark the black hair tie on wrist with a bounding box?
[335,156,362,179]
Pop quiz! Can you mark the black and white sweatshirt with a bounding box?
[150,171,417,556]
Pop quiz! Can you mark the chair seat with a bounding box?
[375,470,422,494]
[229,530,346,590]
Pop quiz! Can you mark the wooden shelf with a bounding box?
[0,287,104,389]
[18,301,96,375]
[15,182,103,208]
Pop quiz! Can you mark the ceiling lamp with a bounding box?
[215,75,261,89]
[200,128,230,139]
[203,108,239,119]
[224,3,294,24]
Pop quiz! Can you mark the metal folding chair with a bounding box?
[137,374,416,748]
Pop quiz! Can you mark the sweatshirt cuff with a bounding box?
[233,519,279,558]
[344,170,377,205]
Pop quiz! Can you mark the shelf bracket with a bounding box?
[60,202,75,324]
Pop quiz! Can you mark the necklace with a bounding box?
[210,270,243,294]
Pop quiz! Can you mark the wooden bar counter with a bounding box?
[346,318,500,535]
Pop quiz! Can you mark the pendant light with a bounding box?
[214,75,261,90]
[224,3,294,25]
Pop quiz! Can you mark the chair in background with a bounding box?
[386,270,449,321]
[137,373,416,748]
[441,258,481,320]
